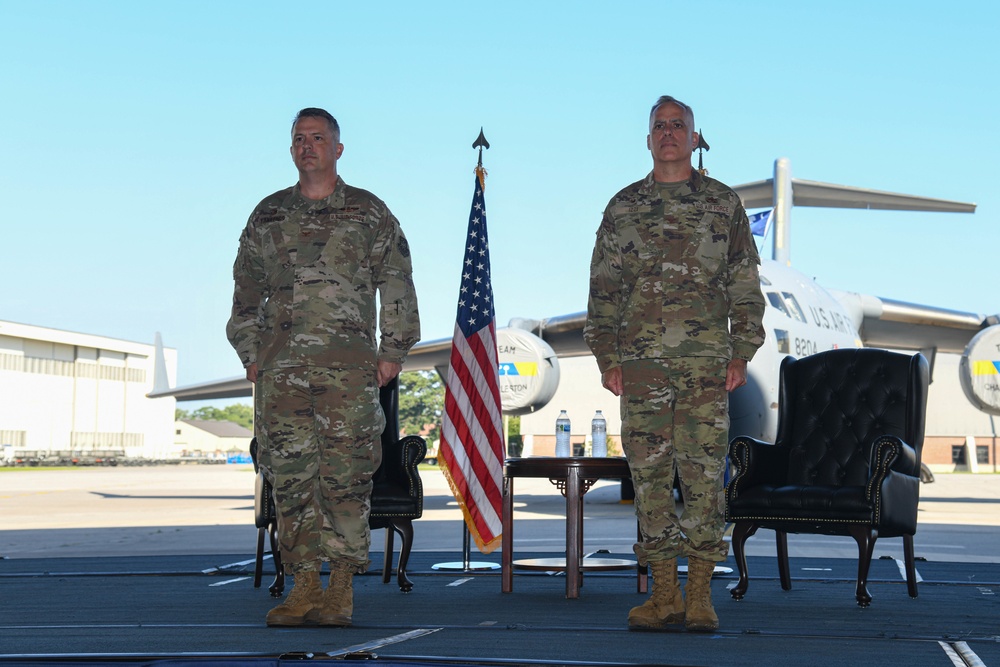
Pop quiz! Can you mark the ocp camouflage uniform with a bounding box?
[584,170,765,564]
[227,177,420,574]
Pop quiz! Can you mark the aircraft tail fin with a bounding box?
[734,158,977,267]
[151,332,172,396]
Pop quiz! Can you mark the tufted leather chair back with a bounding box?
[371,376,426,519]
[776,349,928,487]
[379,377,401,451]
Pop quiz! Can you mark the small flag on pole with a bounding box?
[749,208,773,238]
[438,144,505,554]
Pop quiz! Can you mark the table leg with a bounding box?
[577,480,585,590]
[565,466,581,599]
[501,474,513,593]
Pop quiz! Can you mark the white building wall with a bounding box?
[74,372,99,434]
[97,353,127,435]
[173,421,251,458]
[0,360,71,451]
[519,355,620,456]
[0,321,177,460]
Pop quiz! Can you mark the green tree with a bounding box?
[506,414,522,456]
[175,403,254,430]
[397,370,444,440]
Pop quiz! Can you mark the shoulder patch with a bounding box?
[397,236,410,258]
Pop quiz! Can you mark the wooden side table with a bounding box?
[501,456,647,599]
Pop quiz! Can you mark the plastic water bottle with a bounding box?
[555,410,571,457]
[591,410,607,458]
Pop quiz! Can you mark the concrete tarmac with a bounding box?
[2,465,1000,666]
[1,465,998,563]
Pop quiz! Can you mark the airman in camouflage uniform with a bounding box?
[584,96,764,632]
[227,108,420,627]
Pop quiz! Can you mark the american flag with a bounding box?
[438,167,505,554]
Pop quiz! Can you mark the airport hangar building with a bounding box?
[0,320,177,462]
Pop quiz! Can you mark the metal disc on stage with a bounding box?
[431,561,499,571]
[678,564,733,575]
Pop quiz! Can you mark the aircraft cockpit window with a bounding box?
[759,275,772,286]
[781,292,807,323]
[766,292,789,317]
[774,329,790,354]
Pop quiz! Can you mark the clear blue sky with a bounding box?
[2,1,997,401]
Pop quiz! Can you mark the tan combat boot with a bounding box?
[627,559,685,631]
[314,561,354,627]
[684,557,719,632]
[265,570,322,626]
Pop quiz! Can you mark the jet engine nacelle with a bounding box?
[959,324,1000,416]
[496,328,561,416]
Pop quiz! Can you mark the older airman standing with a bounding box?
[585,96,764,632]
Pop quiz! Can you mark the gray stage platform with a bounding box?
[2,551,998,666]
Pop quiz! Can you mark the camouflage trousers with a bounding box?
[620,357,730,564]
[256,366,385,575]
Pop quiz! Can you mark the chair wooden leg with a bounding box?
[903,533,918,598]
[776,530,792,591]
[254,527,265,589]
[848,525,877,607]
[268,520,285,597]
[730,521,758,600]
[382,525,395,584]
[393,519,415,593]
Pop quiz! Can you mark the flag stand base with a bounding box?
[431,522,500,572]
[431,561,498,571]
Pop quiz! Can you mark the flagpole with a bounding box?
[432,128,501,573]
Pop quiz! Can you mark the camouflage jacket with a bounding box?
[584,170,765,373]
[226,177,420,372]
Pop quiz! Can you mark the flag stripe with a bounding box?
[441,327,503,533]
[441,380,503,544]
[455,326,504,443]
[444,326,503,533]
[438,169,505,554]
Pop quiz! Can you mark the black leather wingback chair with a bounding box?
[252,376,427,595]
[369,377,428,592]
[726,348,930,607]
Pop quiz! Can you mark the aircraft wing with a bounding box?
[516,299,998,359]
[400,338,451,373]
[830,291,997,355]
[152,300,997,401]
[734,178,977,213]
[147,375,252,401]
